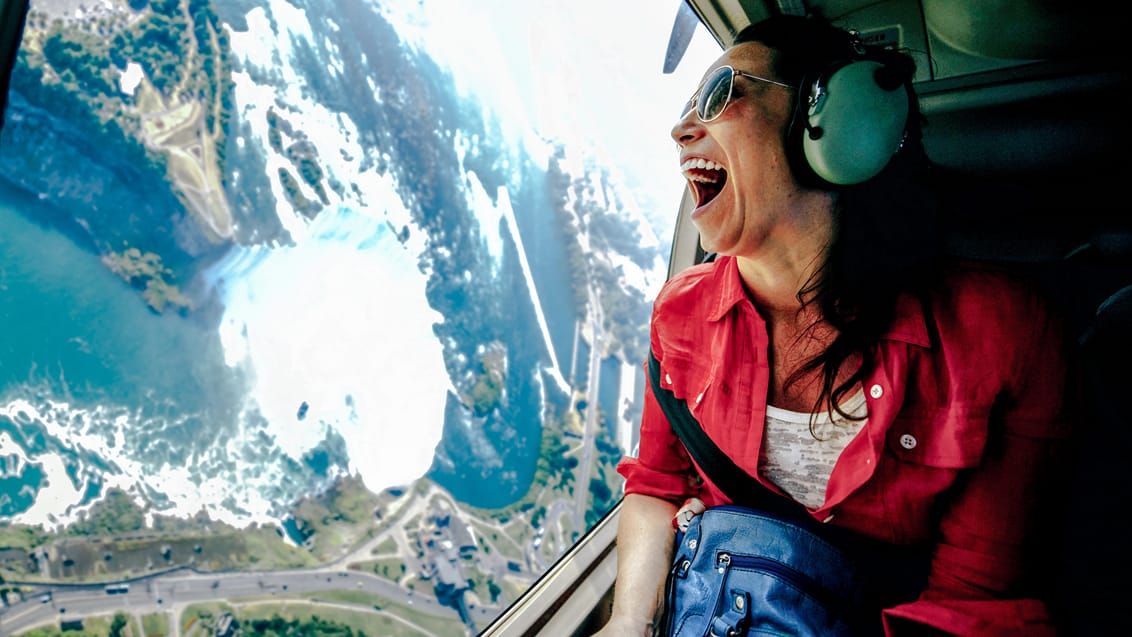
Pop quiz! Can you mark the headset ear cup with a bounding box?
[801,60,910,185]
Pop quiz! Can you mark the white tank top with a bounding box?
[759,389,868,510]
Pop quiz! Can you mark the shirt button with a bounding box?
[695,392,704,404]
[823,514,835,523]
[900,434,917,449]
[869,384,884,399]
[665,373,672,385]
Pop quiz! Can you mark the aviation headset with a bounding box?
[783,31,916,187]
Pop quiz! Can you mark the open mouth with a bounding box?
[681,158,727,207]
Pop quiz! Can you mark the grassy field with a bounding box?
[356,556,408,583]
[141,611,169,637]
[182,596,467,637]
[11,611,135,637]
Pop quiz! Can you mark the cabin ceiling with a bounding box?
[686,1,1126,177]
[692,0,1119,76]
[681,0,1128,257]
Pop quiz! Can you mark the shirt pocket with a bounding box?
[885,404,989,469]
[659,353,715,420]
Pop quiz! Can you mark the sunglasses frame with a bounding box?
[683,65,796,122]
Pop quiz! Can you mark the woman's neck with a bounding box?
[735,247,824,318]
[734,195,834,315]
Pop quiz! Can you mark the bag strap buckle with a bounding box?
[708,589,750,637]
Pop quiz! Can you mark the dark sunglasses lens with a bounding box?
[698,67,734,121]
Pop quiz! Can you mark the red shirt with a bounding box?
[618,255,1074,636]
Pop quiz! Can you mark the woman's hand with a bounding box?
[673,497,706,532]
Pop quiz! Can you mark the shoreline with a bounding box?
[0,427,596,605]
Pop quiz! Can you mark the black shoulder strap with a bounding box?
[646,350,812,522]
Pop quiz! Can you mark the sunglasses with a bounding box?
[682,65,796,122]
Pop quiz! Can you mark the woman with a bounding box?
[593,14,1074,637]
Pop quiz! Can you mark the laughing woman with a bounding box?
[593,13,1074,637]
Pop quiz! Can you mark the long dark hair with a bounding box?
[735,14,942,426]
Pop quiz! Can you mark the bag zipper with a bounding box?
[717,552,836,609]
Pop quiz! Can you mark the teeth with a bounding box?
[682,158,722,171]
[680,158,724,172]
[679,158,724,183]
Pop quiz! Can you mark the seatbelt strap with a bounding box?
[646,350,813,523]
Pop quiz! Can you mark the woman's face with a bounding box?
[672,42,827,258]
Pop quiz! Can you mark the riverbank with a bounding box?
[0,421,595,621]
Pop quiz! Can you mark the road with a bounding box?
[572,285,605,531]
[0,482,507,637]
[0,564,493,637]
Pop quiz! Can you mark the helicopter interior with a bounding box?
[479,1,1128,635]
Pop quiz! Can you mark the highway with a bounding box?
[0,477,520,637]
[572,285,606,531]
[0,564,495,636]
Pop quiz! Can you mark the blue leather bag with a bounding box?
[647,352,927,636]
[664,505,868,636]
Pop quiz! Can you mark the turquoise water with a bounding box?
[0,184,243,521]
[0,184,232,410]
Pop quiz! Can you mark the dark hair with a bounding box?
[735,14,941,427]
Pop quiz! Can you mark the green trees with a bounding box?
[101,247,192,314]
[66,489,145,536]
[468,345,506,416]
[245,615,364,637]
[108,612,129,637]
[122,12,189,95]
[42,27,114,95]
[585,422,625,527]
